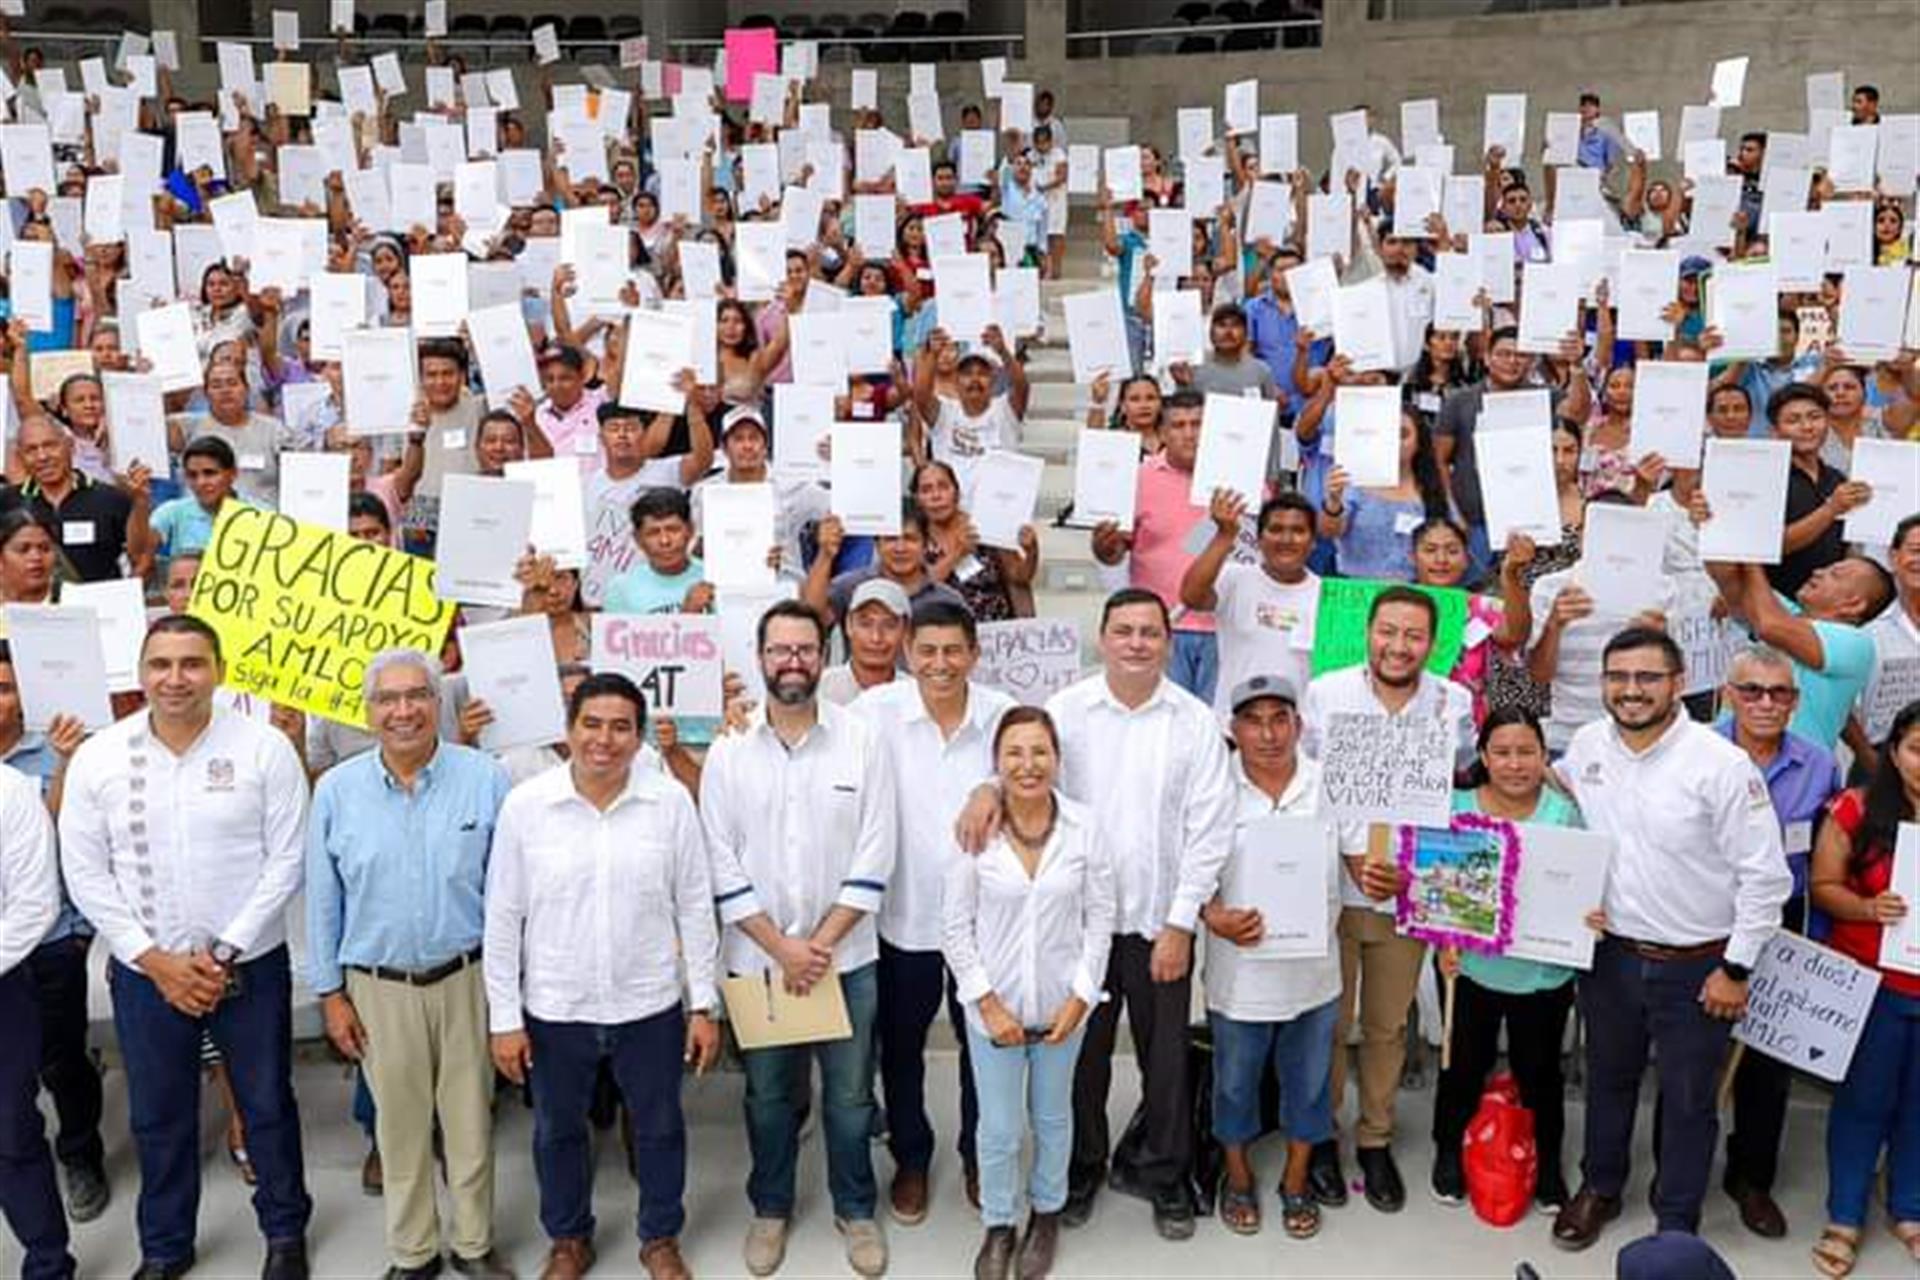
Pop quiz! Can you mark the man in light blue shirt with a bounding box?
[306,650,512,1280]
[1576,93,1625,178]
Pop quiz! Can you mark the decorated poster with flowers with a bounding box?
[1395,814,1520,954]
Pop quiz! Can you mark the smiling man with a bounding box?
[1181,491,1320,727]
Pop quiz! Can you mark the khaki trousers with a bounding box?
[347,963,495,1267]
[1330,906,1428,1150]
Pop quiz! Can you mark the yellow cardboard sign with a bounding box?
[187,504,455,728]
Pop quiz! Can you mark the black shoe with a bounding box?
[1151,1187,1195,1241]
[1059,1179,1097,1229]
[1355,1147,1406,1214]
[383,1261,444,1280]
[450,1252,513,1279]
[131,1256,193,1280]
[261,1240,309,1280]
[1306,1139,1348,1208]
[1430,1147,1465,1206]
[62,1159,109,1222]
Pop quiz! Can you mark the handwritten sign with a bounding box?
[1866,655,1920,741]
[1674,608,1738,697]
[1733,931,1881,1083]
[1318,709,1454,827]
[590,613,724,717]
[188,504,455,728]
[974,618,1082,707]
[1309,578,1468,679]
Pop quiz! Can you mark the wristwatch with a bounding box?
[209,940,242,969]
[1718,961,1751,983]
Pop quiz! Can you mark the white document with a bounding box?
[436,475,536,606]
[1063,290,1132,384]
[1069,429,1139,532]
[1684,137,1725,183]
[1483,93,1527,160]
[1883,825,1920,976]
[959,130,995,188]
[1067,144,1100,195]
[1622,110,1662,161]
[1433,253,1482,332]
[1838,263,1909,359]
[102,371,167,473]
[1306,191,1351,263]
[531,23,561,66]
[923,211,967,260]
[932,253,993,345]
[1152,289,1208,371]
[1612,248,1678,343]
[1103,146,1143,203]
[135,302,201,392]
[1627,360,1710,468]
[1331,278,1396,373]
[1768,210,1824,295]
[787,311,849,390]
[1553,166,1605,224]
[342,327,419,436]
[701,483,778,591]
[409,253,470,340]
[1400,98,1441,155]
[0,122,53,196]
[1477,423,1560,547]
[1822,201,1873,272]
[830,421,904,537]
[842,296,895,374]
[967,450,1044,552]
[504,458,588,570]
[999,82,1034,136]
[1244,180,1292,246]
[1286,257,1338,332]
[277,451,350,530]
[57,579,144,694]
[1191,394,1276,505]
[1392,165,1442,240]
[4,605,110,729]
[1697,438,1791,564]
[1225,80,1259,137]
[1148,208,1191,280]
[1505,825,1614,970]
[1476,231,1517,304]
[618,309,695,415]
[1259,114,1299,176]
[465,301,540,405]
[1707,263,1781,360]
[1332,385,1401,489]
[7,241,50,332]
[1577,504,1670,616]
[994,267,1042,341]
[1177,107,1214,161]
[1844,439,1920,549]
[1443,174,1483,237]
[771,384,835,479]
[388,161,436,232]
[460,615,566,753]
[1708,55,1749,108]
[1517,261,1580,355]
[1543,112,1580,166]
[1828,124,1878,193]
[1221,814,1333,959]
[82,173,126,245]
[307,271,367,362]
[1481,389,1553,434]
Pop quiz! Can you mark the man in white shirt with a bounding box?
[1854,512,1920,765]
[820,579,909,706]
[59,615,312,1280]
[852,600,1015,1223]
[700,601,899,1279]
[0,759,72,1280]
[1179,490,1321,726]
[582,394,716,608]
[1549,626,1790,1253]
[910,328,1028,493]
[690,405,830,588]
[1202,675,1363,1239]
[960,588,1233,1238]
[1298,586,1474,1215]
[484,672,720,1280]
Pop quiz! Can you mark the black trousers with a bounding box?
[25,936,103,1171]
[1722,897,1805,1193]
[1432,972,1574,1178]
[876,940,976,1175]
[1070,935,1191,1198]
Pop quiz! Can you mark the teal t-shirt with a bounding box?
[151,497,218,558]
[1779,596,1875,752]
[1452,787,1585,995]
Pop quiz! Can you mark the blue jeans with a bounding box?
[741,963,878,1220]
[528,1004,688,1244]
[1826,985,1920,1228]
[352,1068,376,1141]
[1168,630,1219,706]
[1209,999,1338,1148]
[0,966,73,1279]
[967,1023,1085,1229]
[109,946,311,1265]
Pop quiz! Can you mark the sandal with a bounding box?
[1811,1225,1859,1278]
[1219,1185,1261,1236]
[1893,1221,1920,1261]
[227,1141,257,1187]
[1280,1190,1320,1241]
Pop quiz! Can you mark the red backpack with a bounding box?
[1464,1072,1537,1227]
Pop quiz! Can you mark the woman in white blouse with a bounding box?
[943,708,1115,1280]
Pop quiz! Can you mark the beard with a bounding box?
[767,669,818,706]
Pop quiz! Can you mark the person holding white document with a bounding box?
[911,461,1039,623]
[1430,708,1597,1216]
[1316,403,1454,582]
[910,327,1028,494]
[1202,676,1361,1242]
[692,406,830,590]
[1807,699,1920,1279]
[166,360,301,511]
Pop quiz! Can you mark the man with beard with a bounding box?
[699,601,898,1278]
[1549,627,1790,1252]
[1298,587,1475,1214]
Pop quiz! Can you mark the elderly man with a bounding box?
[306,651,513,1280]
[59,616,312,1280]
[12,413,154,582]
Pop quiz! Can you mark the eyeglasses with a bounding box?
[369,688,436,707]
[1600,670,1675,688]
[763,643,821,663]
[1730,682,1798,704]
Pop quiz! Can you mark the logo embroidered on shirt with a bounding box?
[206,759,236,791]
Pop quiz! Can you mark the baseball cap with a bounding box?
[1211,301,1249,325]
[956,347,1001,371]
[848,578,911,620]
[536,342,585,370]
[1679,255,1714,279]
[1228,674,1298,714]
[722,405,768,436]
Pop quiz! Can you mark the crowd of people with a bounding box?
[0,8,1915,1280]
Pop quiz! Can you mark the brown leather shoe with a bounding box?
[890,1167,929,1226]
[638,1239,689,1280]
[1017,1212,1060,1279]
[361,1146,384,1196]
[972,1227,1015,1280]
[538,1238,595,1280]
[1729,1184,1789,1239]
[1551,1187,1622,1252]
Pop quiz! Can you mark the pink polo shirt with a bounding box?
[1130,455,1214,634]
[535,384,611,472]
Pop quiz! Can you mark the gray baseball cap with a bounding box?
[1228,675,1299,714]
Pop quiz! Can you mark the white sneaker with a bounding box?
[836,1216,888,1277]
[744,1215,789,1276]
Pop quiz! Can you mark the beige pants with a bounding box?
[1331,907,1429,1150]
[348,963,495,1267]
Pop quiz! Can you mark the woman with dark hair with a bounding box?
[1808,701,1920,1277]
[193,260,255,357]
[1429,707,1599,1214]
[944,707,1114,1280]
[1319,407,1453,581]
[0,508,64,631]
[913,460,1039,622]
[1085,371,1165,455]
[714,298,789,413]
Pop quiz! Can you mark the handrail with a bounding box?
[1065,17,1321,39]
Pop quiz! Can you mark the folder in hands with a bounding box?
[720,969,853,1049]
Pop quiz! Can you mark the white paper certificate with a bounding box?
[102,371,168,472]
[1707,263,1780,360]
[1069,429,1139,531]
[1838,263,1908,359]
[1843,438,1919,549]
[3,604,111,729]
[1882,824,1920,976]
[618,309,694,415]
[135,301,202,393]
[932,253,993,345]
[1191,394,1275,504]
[1577,504,1670,616]
[466,301,541,405]
[1517,261,1580,354]
[968,450,1044,551]
[1151,289,1208,371]
[1697,438,1791,564]
[1331,277,1395,373]
[459,615,566,753]
[1432,253,1482,334]
[700,482,778,591]
[1220,813,1334,959]
[343,327,419,435]
[1063,290,1132,384]
[830,421,904,537]
[410,253,470,339]
[503,458,589,570]
[1615,249,1679,343]
[1332,385,1400,489]
[1476,423,1560,547]
[56,578,144,694]
[277,451,350,530]
[1505,824,1614,970]
[1628,360,1709,468]
[436,475,536,606]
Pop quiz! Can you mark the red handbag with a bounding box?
[1463,1072,1537,1228]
